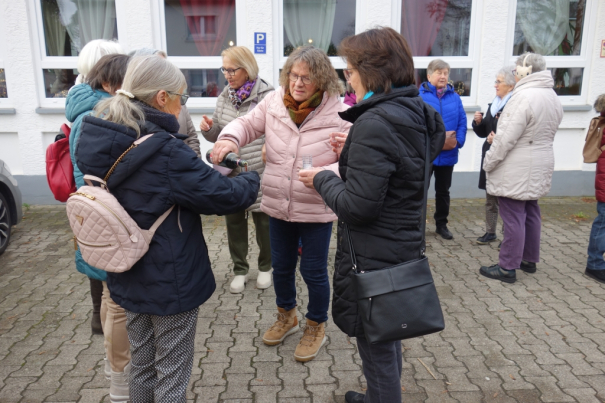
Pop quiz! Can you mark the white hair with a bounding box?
[94,55,186,136]
[76,40,124,83]
[516,52,546,73]
[497,66,516,86]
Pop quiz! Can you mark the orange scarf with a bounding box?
[283,89,323,125]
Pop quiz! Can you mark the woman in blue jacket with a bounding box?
[419,59,467,239]
[76,55,260,402]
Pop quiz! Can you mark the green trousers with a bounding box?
[225,210,272,275]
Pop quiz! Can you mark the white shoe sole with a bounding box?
[294,335,327,362]
[263,325,300,345]
[256,271,273,289]
[229,275,249,294]
[109,393,130,403]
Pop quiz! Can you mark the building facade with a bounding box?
[0,0,604,203]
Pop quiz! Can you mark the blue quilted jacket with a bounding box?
[419,82,467,166]
[65,84,111,282]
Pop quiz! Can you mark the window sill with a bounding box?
[35,107,66,114]
[187,107,215,114]
[562,105,592,111]
[0,108,16,115]
[463,105,481,113]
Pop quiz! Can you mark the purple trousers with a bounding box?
[498,197,541,270]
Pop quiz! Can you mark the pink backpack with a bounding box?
[66,134,174,273]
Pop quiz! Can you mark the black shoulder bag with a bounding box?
[346,124,445,344]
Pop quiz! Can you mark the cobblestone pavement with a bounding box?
[0,198,604,402]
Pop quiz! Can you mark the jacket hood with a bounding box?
[66,84,110,122]
[514,70,554,92]
[339,85,419,123]
[78,116,188,189]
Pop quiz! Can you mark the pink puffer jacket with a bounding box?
[218,87,351,222]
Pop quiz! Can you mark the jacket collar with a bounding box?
[420,82,454,96]
[246,78,273,105]
[268,87,340,132]
[65,83,111,122]
[339,85,419,123]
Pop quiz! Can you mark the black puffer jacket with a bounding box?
[472,104,505,190]
[313,86,445,338]
[77,110,260,316]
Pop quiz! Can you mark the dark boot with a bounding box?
[479,264,517,284]
[90,279,103,335]
[345,391,365,403]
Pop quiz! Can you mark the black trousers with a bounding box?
[357,337,402,402]
[431,165,454,228]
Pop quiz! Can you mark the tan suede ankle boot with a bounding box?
[262,307,299,346]
[294,319,326,362]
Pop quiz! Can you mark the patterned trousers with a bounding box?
[125,308,198,403]
[485,192,499,234]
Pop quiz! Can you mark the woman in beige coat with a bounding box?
[200,46,274,294]
[480,52,563,283]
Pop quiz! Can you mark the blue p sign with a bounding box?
[254,32,266,54]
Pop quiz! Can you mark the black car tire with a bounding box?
[0,191,11,255]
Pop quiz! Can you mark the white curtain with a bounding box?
[56,0,116,52]
[517,0,569,56]
[284,0,336,53]
[42,1,67,94]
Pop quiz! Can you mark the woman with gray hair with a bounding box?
[212,46,351,363]
[472,66,515,245]
[480,52,563,283]
[74,55,260,401]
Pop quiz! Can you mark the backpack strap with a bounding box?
[104,134,154,182]
[147,205,175,236]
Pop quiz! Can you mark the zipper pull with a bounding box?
[73,236,78,251]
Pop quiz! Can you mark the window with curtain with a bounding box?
[283,0,355,57]
[40,0,118,98]
[513,0,587,97]
[400,0,472,57]
[0,69,7,98]
[165,0,237,57]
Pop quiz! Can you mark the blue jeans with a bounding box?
[269,218,332,324]
[587,201,605,271]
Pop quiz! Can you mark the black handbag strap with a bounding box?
[345,122,431,274]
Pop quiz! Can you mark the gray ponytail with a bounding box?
[94,55,187,136]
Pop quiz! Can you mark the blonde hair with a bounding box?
[77,39,123,80]
[221,46,259,81]
[279,46,342,97]
[94,55,186,136]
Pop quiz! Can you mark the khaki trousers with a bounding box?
[102,282,131,372]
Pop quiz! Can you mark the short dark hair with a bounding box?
[86,54,131,93]
[338,27,415,94]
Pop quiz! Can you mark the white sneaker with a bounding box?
[104,357,111,380]
[109,361,130,403]
[256,270,273,289]
[229,275,249,293]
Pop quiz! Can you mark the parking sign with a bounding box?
[254,32,266,54]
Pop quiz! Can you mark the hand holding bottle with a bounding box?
[199,115,213,132]
[212,140,239,163]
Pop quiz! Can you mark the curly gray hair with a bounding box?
[516,52,546,73]
[496,66,516,87]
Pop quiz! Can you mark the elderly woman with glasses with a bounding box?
[212,46,351,363]
[199,46,275,294]
[472,66,516,246]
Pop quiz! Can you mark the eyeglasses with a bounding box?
[495,80,503,85]
[512,69,518,76]
[220,67,242,77]
[288,73,312,85]
[167,91,189,106]
[343,68,356,81]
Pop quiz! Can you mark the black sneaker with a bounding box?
[436,226,453,240]
[585,268,605,284]
[476,232,497,245]
[519,260,537,274]
[480,264,516,283]
[497,241,502,251]
[345,391,366,403]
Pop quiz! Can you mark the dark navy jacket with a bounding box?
[419,82,467,166]
[76,115,260,316]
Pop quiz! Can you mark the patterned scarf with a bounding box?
[228,79,256,109]
[436,88,447,99]
[283,89,323,125]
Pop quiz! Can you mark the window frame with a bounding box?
[504,0,598,105]
[154,0,247,108]
[273,0,364,89]
[391,0,482,106]
[28,0,129,108]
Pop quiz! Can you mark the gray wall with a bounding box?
[16,170,596,206]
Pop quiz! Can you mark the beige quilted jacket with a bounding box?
[178,105,201,158]
[202,78,274,212]
[484,70,563,200]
